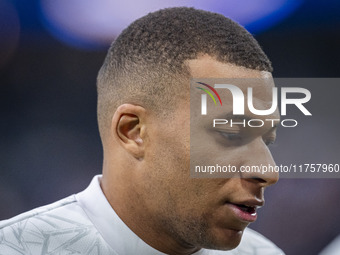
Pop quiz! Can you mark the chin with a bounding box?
[207,228,244,251]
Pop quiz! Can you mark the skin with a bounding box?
[101,55,280,255]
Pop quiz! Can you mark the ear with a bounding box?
[112,104,146,159]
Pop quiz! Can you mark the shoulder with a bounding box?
[0,195,114,255]
[0,195,77,229]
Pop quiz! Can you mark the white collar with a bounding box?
[76,175,208,255]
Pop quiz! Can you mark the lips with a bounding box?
[226,200,264,223]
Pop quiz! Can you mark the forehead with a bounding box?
[186,55,272,80]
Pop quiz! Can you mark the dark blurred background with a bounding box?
[0,0,339,254]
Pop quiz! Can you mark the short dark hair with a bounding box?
[97,7,272,138]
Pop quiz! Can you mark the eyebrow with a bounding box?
[221,112,280,128]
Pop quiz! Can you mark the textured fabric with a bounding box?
[0,175,284,255]
[0,195,115,255]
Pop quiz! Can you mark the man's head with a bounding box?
[97,7,272,141]
[98,7,278,254]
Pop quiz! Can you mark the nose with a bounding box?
[240,138,279,187]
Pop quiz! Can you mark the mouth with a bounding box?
[226,200,263,223]
[232,204,257,214]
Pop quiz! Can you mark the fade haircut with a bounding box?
[97,7,272,139]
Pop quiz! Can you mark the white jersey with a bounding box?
[0,175,284,255]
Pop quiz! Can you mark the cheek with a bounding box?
[167,179,225,216]
[141,133,190,207]
[155,127,190,175]
[191,146,244,180]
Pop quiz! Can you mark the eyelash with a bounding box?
[219,132,242,142]
[264,139,275,146]
[219,131,275,147]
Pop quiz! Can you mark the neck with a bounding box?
[101,171,201,255]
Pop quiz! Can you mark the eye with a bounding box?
[264,137,276,146]
[219,131,242,142]
[263,128,277,147]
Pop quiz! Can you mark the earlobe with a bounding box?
[113,104,146,159]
